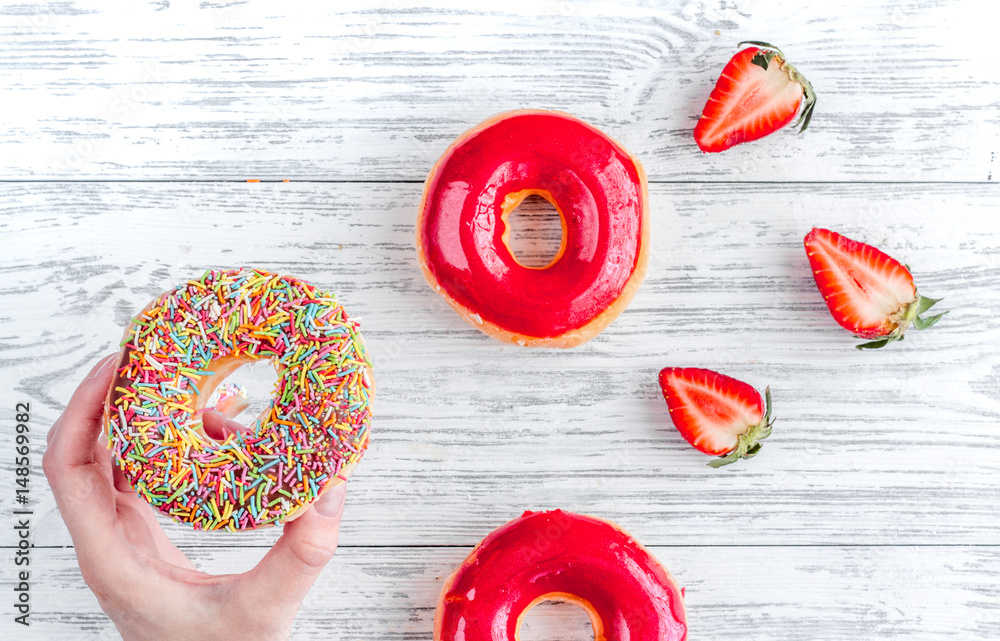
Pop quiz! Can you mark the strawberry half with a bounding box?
[694,41,816,153]
[804,228,946,350]
[658,367,773,468]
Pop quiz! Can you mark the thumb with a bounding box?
[242,482,347,611]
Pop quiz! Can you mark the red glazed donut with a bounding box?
[434,510,687,641]
[417,110,649,348]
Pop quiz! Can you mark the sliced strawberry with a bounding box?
[694,41,816,153]
[658,367,773,468]
[804,228,946,349]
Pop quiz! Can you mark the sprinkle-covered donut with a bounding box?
[435,510,687,641]
[103,268,373,531]
[417,110,649,348]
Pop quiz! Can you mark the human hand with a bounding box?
[43,354,348,641]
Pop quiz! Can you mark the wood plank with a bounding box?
[2,544,997,639]
[1,1,997,181]
[2,181,998,549]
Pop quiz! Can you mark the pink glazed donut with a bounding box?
[435,510,687,641]
[417,110,649,347]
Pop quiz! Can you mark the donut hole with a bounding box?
[199,358,279,441]
[506,193,566,269]
[518,599,597,641]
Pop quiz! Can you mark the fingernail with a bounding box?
[314,481,347,518]
[85,354,117,381]
[224,418,249,437]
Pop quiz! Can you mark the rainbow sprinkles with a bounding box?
[104,268,373,531]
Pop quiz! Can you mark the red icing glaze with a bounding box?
[418,111,647,340]
[435,510,687,641]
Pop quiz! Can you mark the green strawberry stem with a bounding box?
[856,293,948,350]
[709,387,774,468]
[738,40,785,57]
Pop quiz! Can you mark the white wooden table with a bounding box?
[2,1,999,639]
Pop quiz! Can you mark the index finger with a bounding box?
[45,353,117,462]
[42,354,123,550]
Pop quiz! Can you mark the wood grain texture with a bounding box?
[4,2,1000,638]
[1,545,998,640]
[2,181,998,552]
[1,0,998,181]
